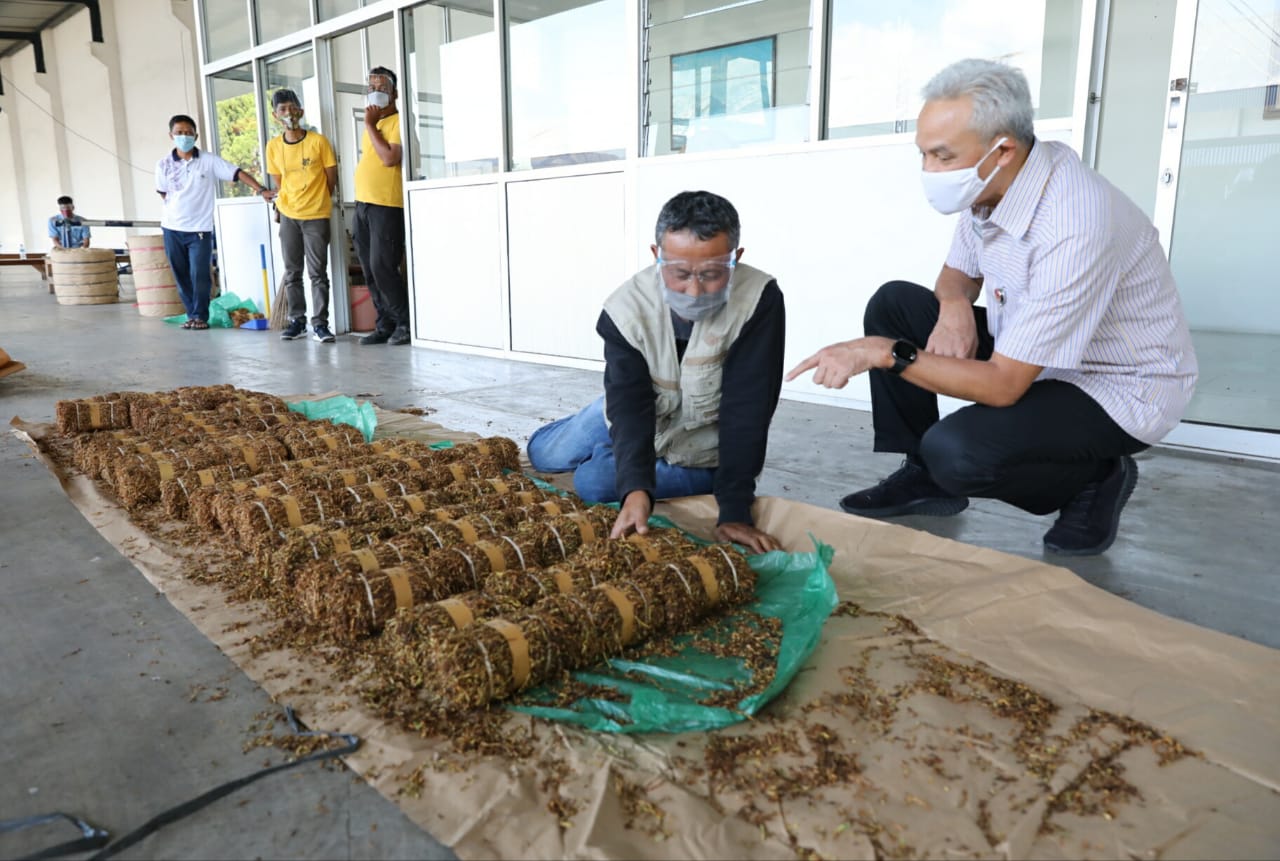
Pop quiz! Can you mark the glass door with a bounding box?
[1155,0,1280,433]
[323,18,397,333]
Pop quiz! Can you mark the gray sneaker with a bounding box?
[312,325,335,343]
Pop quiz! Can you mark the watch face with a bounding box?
[893,341,917,364]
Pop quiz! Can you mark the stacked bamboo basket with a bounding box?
[126,235,186,317]
[48,247,117,305]
[53,385,756,711]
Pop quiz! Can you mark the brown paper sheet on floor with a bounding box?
[11,408,1280,860]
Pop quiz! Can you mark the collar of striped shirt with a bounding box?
[982,138,1055,240]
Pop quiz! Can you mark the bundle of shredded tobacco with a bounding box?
[481,530,693,606]
[423,544,754,708]
[55,396,138,433]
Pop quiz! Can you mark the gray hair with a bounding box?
[921,59,1035,146]
[654,190,741,249]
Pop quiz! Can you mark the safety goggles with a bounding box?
[656,253,737,287]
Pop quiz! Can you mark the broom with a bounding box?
[266,203,290,330]
[268,277,289,330]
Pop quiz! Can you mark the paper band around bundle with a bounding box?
[385,567,414,611]
[353,548,380,574]
[155,459,174,481]
[553,568,575,594]
[540,499,561,515]
[281,495,303,527]
[198,468,217,487]
[485,619,531,688]
[330,530,352,555]
[453,519,479,545]
[253,485,275,499]
[627,534,662,562]
[599,584,637,644]
[339,469,358,487]
[474,541,507,573]
[567,513,596,543]
[689,556,720,604]
[404,495,426,514]
[438,598,474,629]
[488,479,510,495]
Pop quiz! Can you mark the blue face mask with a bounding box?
[173,134,196,153]
[662,281,731,322]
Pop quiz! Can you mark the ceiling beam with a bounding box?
[0,30,46,72]
[20,0,105,43]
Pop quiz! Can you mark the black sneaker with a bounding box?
[1043,456,1138,556]
[387,326,411,346]
[839,458,969,518]
[281,317,306,340]
[312,325,335,343]
[360,330,391,345]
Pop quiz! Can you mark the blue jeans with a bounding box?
[527,395,715,503]
[163,228,214,322]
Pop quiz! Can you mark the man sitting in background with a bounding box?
[48,196,91,249]
[527,190,786,554]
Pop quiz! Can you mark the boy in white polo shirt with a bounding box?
[155,114,274,329]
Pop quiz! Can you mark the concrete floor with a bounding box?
[2,269,1278,859]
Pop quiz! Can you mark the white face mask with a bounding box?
[366,91,390,109]
[920,137,1008,214]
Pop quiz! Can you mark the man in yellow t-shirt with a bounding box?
[266,89,339,342]
[352,66,408,346]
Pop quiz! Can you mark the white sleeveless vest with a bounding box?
[603,263,773,467]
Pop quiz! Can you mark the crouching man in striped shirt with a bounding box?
[787,58,1198,556]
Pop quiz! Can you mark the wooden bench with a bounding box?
[0,254,48,276]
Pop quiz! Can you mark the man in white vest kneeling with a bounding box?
[527,190,786,554]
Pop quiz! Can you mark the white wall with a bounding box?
[0,1,200,253]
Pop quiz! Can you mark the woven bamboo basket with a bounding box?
[126,235,186,317]
[49,248,117,305]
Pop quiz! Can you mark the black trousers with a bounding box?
[352,201,408,333]
[864,281,1147,515]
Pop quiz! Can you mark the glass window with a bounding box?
[203,0,251,62]
[645,0,811,156]
[404,1,499,179]
[319,0,363,20]
[262,47,319,134]
[255,0,312,45]
[505,0,628,170]
[825,0,1082,139]
[209,65,263,198]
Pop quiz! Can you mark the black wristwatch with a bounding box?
[888,340,918,375]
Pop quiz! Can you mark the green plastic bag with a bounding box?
[207,292,263,328]
[285,396,378,442]
[510,535,838,733]
[163,292,262,328]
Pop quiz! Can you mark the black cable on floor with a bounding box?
[3,706,358,861]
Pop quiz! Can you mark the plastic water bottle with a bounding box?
[18,243,26,259]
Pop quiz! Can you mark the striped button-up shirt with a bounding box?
[946,139,1198,444]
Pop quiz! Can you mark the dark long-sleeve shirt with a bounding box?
[598,281,786,525]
